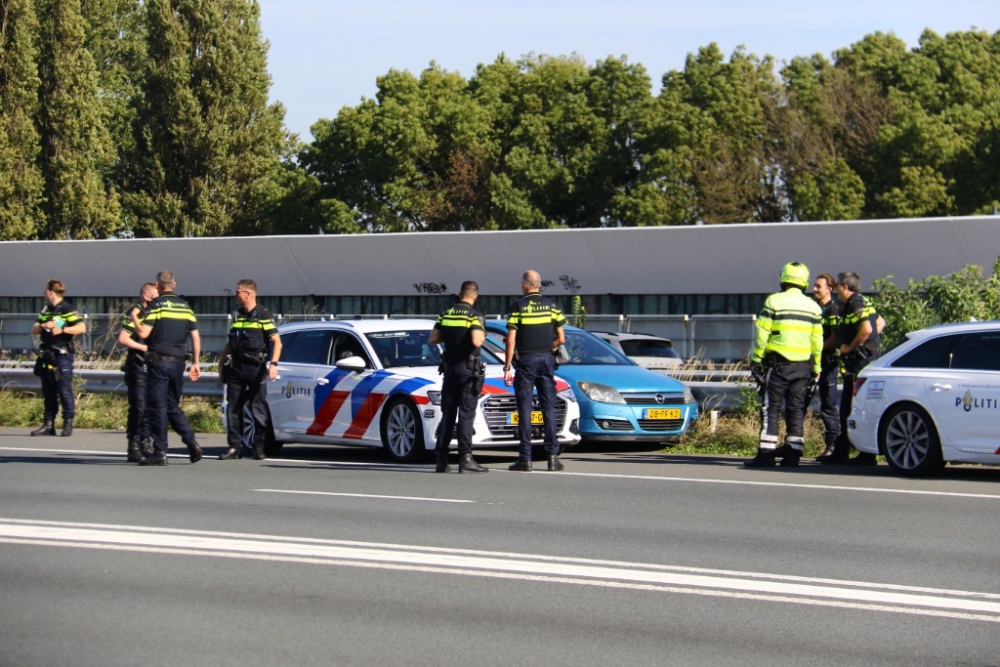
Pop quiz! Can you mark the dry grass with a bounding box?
[665,410,830,458]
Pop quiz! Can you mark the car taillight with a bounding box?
[853,377,867,396]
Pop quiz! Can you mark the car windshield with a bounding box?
[365,329,501,368]
[620,340,679,358]
[563,330,632,365]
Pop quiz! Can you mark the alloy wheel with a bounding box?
[884,410,930,470]
[386,403,416,458]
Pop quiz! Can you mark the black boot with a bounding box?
[127,439,142,463]
[508,460,532,472]
[31,419,56,437]
[252,445,266,461]
[547,455,564,471]
[188,441,203,463]
[60,418,73,437]
[818,436,850,464]
[219,447,242,460]
[743,451,777,468]
[847,452,878,467]
[138,449,168,466]
[139,437,155,458]
[435,447,451,473]
[459,454,488,473]
[779,454,801,467]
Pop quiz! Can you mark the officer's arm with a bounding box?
[427,329,443,345]
[876,315,886,335]
[750,304,773,362]
[269,335,282,364]
[504,330,517,369]
[218,342,231,367]
[62,321,87,336]
[844,321,873,353]
[134,309,153,339]
[188,330,202,381]
[553,326,565,347]
[471,330,484,347]
[118,329,146,352]
[823,334,837,351]
[32,320,44,335]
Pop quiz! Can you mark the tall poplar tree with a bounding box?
[36,0,120,239]
[0,0,46,239]
[130,0,288,237]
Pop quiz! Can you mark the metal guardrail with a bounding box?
[0,368,223,398]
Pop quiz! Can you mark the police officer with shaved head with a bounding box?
[504,270,567,472]
[428,280,488,474]
[746,263,824,468]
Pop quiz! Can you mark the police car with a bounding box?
[259,319,581,462]
[849,321,1000,476]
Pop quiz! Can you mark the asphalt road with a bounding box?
[2,428,999,667]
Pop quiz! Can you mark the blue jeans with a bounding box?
[146,360,197,453]
[514,353,559,460]
[41,353,74,420]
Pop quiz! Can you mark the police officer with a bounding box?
[218,279,282,461]
[30,279,87,437]
[819,271,882,466]
[745,263,823,468]
[812,273,841,459]
[504,270,567,472]
[130,271,203,466]
[427,280,489,474]
[117,282,158,461]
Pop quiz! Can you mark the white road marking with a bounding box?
[0,519,998,622]
[254,489,474,503]
[4,446,1000,500]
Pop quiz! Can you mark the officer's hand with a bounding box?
[51,327,62,336]
[504,368,513,386]
[839,344,850,355]
[267,364,278,382]
[811,374,819,382]
[749,361,763,374]
[189,363,201,382]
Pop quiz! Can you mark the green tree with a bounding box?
[129,0,288,237]
[792,157,866,220]
[36,0,120,239]
[0,0,46,239]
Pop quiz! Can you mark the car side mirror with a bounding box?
[335,356,367,372]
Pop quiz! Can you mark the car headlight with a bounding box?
[576,381,625,404]
[426,391,442,405]
[557,387,576,402]
[682,385,695,403]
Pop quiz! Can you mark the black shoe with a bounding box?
[252,446,266,461]
[31,420,56,437]
[847,452,878,467]
[188,442,203,463]
[60,418,73,437]
[743,453,777,468]
[138,450,168,466]
[126,439,142,463]
[139,437,155,458]
[508,460,532,472]
[547,455,564,471]
[435,448,451,473]
[219,447,242,460]
[779,455,800,468]
[459,454,488,473]
[817,452,849,465]
[817,444,836,459]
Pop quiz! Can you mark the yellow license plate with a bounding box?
[644,408,681,420]
[508,412,544,425]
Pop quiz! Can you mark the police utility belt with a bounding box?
[32,346,69,378]
[146,350,189,366]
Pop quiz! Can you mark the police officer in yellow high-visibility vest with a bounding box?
[745,263,824,468]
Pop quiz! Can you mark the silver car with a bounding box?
[591,332,684,370]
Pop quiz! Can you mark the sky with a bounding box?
[256,0,1000,141]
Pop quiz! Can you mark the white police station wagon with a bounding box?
[849,321,1000,476]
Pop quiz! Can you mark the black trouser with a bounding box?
[834,349,880,455]
[146,359,197,453]
[817,359,840,446]
[436,372,477,456]
[41,352,75,421]
[125,362,149,441]
[514,352,559,460]
[226,363,269,452]
[759,359,812,453]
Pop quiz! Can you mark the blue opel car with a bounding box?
[483,321,699,442]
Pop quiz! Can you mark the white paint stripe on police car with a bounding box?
[1,519,999,622]
[254,489,475,503]
[3,517,998,601]
[5,446,1000,501]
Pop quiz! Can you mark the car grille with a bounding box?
[595,419,633,431]
[622,393,686,405]
[637,419,684,432]
[482,395,567,439]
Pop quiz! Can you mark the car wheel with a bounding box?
[879,403,944,477]
[381,398,426,463]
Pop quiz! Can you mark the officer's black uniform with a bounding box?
[140,291,202,465]
[31,301,83,437]
[121,304,153,461]
[432,302,488,473]
[506,293,567,470]
[817,299,842,453]
[825,293,880,464]
[221,306,278,460]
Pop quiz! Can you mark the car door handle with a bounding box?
[316,378,329,385]
[931,383,952,391]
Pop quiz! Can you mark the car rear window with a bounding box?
[890,334,962,369]
[948,332,1000,371]
[281,329,332,365]
[620,340,680,358]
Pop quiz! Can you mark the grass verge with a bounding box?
[0,389,224,433]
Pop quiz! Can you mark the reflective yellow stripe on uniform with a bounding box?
[752,289,824,373]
